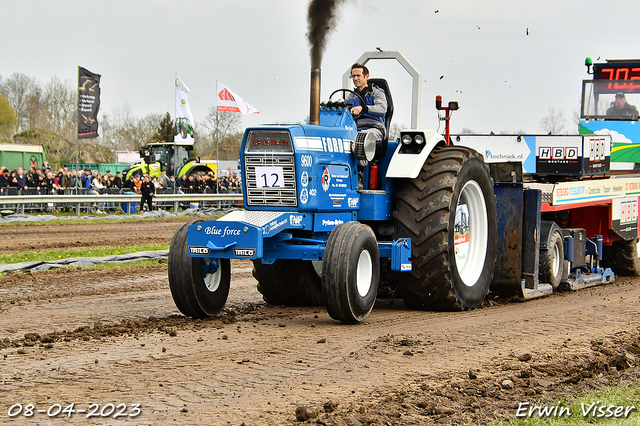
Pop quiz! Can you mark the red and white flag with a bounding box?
[216,81,259,115]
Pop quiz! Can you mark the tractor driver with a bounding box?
[607,92,639,118]
[347,63,388,150]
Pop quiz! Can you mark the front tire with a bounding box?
[322,222,380,324]
[168,221,231,318]
[393,146,497,311]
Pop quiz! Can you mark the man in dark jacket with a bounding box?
[140,174,155,212]
[347,63,387,141]
[607,92,639,117]
[113,171,123,189]
[346,63,388,166]
[15,167,28,192]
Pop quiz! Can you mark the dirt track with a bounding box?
[1,218,640,425]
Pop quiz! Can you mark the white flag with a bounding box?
[217,81,259,115]
[175,74,195,144]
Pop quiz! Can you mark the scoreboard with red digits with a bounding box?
[593,60,640,93]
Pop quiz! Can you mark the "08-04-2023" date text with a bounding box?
[8,403,141,419]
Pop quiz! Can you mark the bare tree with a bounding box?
[42,76,76,139]
[540,108,567,135]
[0,72,39,133]
[198,107,242,159]
[389,123,405,142]
[105,103,162,151]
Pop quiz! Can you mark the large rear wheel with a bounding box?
[393,145,497,311]
[168,220,231,318]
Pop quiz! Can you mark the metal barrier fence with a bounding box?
[0,188,243,215]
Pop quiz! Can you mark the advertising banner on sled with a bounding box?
[77,67,101,139]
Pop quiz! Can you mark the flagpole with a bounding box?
[215,80,219,178]
[75,66,79,178]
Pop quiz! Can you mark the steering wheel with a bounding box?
[329,89,366,120]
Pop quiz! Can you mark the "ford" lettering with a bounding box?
[321,137,345,153]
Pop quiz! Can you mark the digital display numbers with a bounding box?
[245,130,294,154]
[594,61,640,92]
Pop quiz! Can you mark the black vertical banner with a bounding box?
[77,67,101,139]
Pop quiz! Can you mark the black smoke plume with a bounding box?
[307,0,346,68]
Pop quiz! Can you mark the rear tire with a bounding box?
[602,238,640,276]
[253,260,323,306]
[539,230,564,288]
[322,222,380,324]
[168,221,231,318]
[393,145,497,311]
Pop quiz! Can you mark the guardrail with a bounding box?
[0,193,244,215]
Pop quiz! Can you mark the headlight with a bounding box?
[401,134,412,145]
[415,134,425,145]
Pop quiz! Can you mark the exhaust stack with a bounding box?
[310,67,321,125]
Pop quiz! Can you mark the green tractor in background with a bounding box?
[121,141,215,183]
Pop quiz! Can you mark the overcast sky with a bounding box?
[2,0,639,135]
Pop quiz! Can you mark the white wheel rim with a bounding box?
[356,249,373,297]
[552,242,561,277]
[203,258,221,292]
[454,180,488,287]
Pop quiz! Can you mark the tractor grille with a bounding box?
[245,155,297,207]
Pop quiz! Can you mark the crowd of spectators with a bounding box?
[0,162,243,213]
[0,163,242,196]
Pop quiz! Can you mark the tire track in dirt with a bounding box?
[2,215,640,425]
[2,268,640,425]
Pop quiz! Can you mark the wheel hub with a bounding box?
[203,258,221,292]
[356,250,373,297]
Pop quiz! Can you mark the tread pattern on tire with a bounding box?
[392,145,497,311]
[253,259,324,306]
[602,238,640,276]
[169,221,208,318]
[322,221,379,324]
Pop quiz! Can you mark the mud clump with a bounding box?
[298,330,640,425]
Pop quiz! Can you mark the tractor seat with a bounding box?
[368,78,394,160]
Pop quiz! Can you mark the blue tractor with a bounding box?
[168,52,498,323]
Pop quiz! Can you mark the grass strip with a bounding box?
[0,213,221,227]
[0,244,169,264]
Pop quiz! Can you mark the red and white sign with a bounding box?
[216,81,259,115]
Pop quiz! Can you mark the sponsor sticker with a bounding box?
[289,214,304,226]
[234,248,256,257]
[322,168,330,192]
[189,246,210,255]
